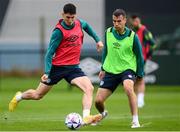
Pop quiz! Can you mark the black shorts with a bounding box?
[42,65,86,85]
[99,69,136,92]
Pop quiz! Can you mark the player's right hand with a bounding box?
[136,76,143,81]
[96,41,104,52]
[99,71,105,80]
[41,74,48,82]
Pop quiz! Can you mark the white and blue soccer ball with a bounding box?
[65,113,82,130]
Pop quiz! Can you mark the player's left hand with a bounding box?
[96,41,104,52]
[99,71,105,80]
[41,74,48,82]
[136,76,143,81]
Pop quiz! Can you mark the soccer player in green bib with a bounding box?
[94,9,144,128]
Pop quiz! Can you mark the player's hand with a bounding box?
[41,74,48,82]
[136,76,144,83]
[99,71,105,80]
[135,76,144,85]
[136,76,143,81]
[96,41,104,52]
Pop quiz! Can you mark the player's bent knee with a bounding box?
[124,87,134,96]
[84,86,94,94]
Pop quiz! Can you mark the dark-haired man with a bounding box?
[9,3,103,125]
[130,15,156,108]
[94,9,144,128]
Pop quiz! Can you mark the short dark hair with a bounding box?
[113,9,126,17]
[130,14,140,19]
[63,3,76,14]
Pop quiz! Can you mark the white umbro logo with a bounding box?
[46,78,51,83]
[128,75,132,78]
[100,80,104,86]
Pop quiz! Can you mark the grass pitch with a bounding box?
[0,77,180,131]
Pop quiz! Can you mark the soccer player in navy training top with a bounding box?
[9,3,103,125]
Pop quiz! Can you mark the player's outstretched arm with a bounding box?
[79,19,103,52]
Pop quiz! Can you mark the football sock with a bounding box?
[16,94,22,101]
[83,109,90,118]
[132,115,139,123]
[138,93,144,102]
[101,111,107,117]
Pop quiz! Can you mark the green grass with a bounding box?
[0,77,180,131]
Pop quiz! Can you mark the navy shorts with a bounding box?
[42,65,86,85]
[99,69,136,92]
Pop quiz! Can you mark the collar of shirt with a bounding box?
[61,20,75,30]
[112,27,131,40]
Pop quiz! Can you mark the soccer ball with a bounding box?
[65,113,82,130]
